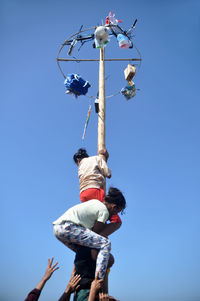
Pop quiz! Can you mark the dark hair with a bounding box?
[105,187,126,214]
[73,148,89,164]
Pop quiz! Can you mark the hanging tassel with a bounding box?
[82,104,92,140]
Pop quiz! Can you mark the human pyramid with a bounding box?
[24,11,142,300]
[54,148,126,300]
[24,148,125,300]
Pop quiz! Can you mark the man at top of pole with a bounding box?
[73,148,122,236]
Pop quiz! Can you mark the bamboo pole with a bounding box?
[98,47,106,158]
[98,48,108,292]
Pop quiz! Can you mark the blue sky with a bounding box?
[1,0,200,301]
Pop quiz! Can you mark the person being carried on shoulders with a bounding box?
[73,148,122,236]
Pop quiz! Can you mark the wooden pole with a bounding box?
[98,47,106,158]
[98,50,108,294]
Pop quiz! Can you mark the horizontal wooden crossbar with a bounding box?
[57,58,142,62]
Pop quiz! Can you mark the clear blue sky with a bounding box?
[1,1,200,301]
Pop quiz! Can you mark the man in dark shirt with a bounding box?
[73,246,114,301]
[58,246,97,301]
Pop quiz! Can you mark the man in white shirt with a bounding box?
[53,199,109,230]
[53,187,126,279]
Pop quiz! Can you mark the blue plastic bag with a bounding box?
[64,74,91,96]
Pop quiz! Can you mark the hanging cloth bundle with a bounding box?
[121,64,137,100]
[82,104,92,140]
[64,74,91,97]
[121,83,136,100]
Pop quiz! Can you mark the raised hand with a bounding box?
[88,274,104,301]
[99,292,109,301]
[43,257,59,281]
[91,276,104,292]
[66,267,81,293]
[35,257,59,291]
[99,293,119,301]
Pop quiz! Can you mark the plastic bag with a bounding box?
[117,34,130,49]
[94,26,109,49]
[121,83,136,100]
[64,74,91,97]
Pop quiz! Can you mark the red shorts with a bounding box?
[80,188,122,224]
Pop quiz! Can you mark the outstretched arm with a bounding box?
[24,257,59,301]
[36,257,59,291]
[58,265,81,301]
[88,275,103,301]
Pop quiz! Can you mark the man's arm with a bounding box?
[36,257,59,291]
[92,221,107,235]
[58,265,81,301]
[24,289,41,301]
[98,149,109,162]
[97,153,112,178]
[88,275,103,301]
[99,222,121,237]
[24,257,59,301]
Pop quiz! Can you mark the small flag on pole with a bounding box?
[82,104,92,140]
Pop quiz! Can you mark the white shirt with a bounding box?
[53,199,109,229]
[78,156,111,193]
